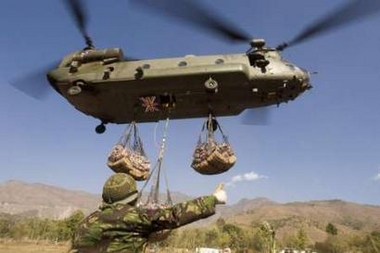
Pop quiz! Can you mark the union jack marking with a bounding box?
[139,96,160,113]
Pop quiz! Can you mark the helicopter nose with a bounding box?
[300,68,312,91]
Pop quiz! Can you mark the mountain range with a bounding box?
[0,180,191,219]
[1,179,379,244]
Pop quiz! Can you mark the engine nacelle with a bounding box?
[72,48,124,63]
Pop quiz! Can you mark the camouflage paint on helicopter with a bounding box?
[12,0,380,133]
[47,40,311,127]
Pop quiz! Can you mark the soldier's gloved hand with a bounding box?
[213,183,227,204]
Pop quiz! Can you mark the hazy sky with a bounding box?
[0,0,379,205]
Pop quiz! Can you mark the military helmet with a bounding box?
[102,173,138,204]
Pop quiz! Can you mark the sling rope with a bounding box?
[138,118,172,207]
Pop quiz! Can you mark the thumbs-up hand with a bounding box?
[213,183,227,204]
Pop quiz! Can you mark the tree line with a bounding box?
[0,210,84,242]
[0,212,379,253]
[159,219,380,253]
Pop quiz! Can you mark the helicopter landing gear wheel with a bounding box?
[95,122,106,134]
[204,77,218,93]
[67,80,87,96]
[67,85,82,96]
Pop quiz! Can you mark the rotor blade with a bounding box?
[277,0,380,50]
[240,107,271,125]
[10,62,59,100]
[129,0,251,42]
[124,56,141,61]
[63,0,93,48]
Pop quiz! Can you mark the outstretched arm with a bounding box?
[148,195,217,230]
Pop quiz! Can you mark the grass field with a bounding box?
[0,241,69,253]
[0,241,192,253]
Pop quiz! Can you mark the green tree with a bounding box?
[315,235,349,253]
[0,218,12,237]
[326,223,338,235]
[65,210,85,238]
[10,219,29,240]
[252,228,268,253]
[204,228,220,247]
[216,217,226,229]
[222,223,244,251]
[180,228,206,249]
[295,228,308,249]
[360,231,380,253]
[281,228,309,251]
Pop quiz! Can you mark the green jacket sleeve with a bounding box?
[146,195,217,231]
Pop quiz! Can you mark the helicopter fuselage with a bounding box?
[47,45,311,124]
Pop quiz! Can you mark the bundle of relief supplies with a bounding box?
[191,115,236,175]
[107,122,150,181]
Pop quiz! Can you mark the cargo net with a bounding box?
[107,122,150,181]
[191,114,237,175]
[136,118,173,243]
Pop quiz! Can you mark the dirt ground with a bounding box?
[0,241,69,253]
[0,241,193,253]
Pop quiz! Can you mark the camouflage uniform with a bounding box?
[70,173,218,253]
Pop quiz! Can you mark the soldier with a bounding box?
[69,173,227,253]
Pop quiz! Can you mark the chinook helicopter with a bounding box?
[13,0,380,133]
